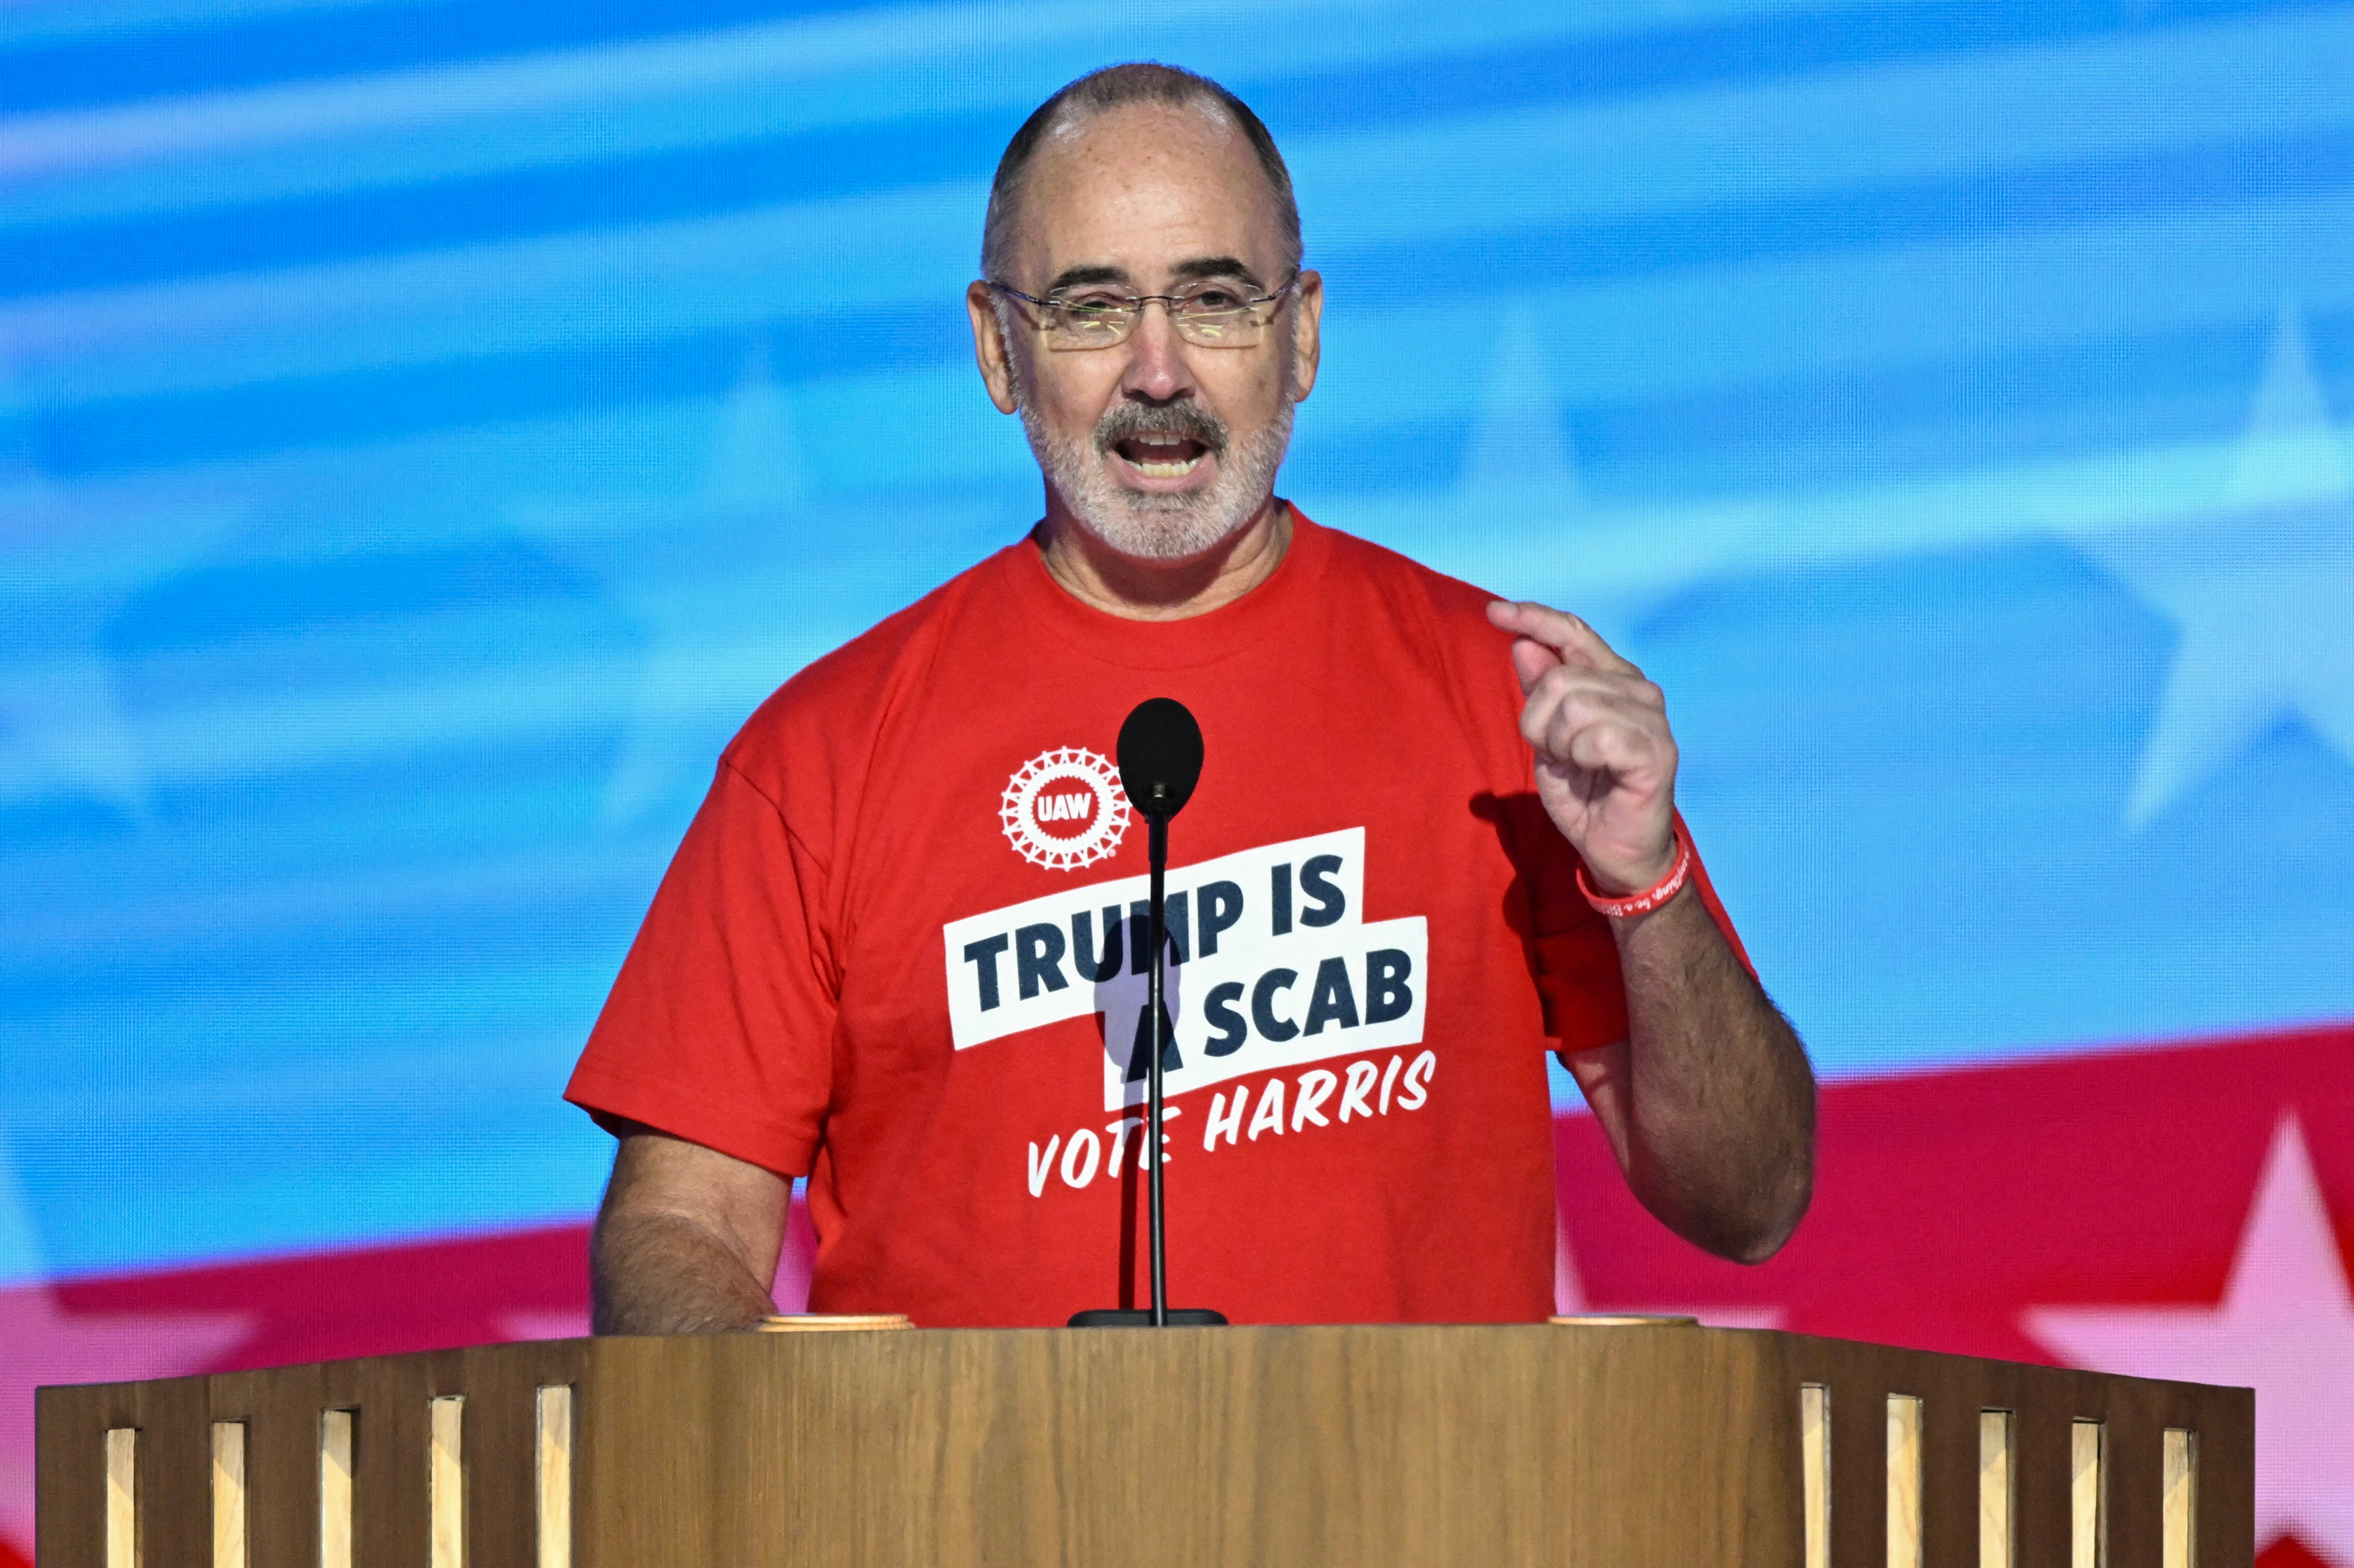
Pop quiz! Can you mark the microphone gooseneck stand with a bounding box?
[1069,698,1227,1330]
[1144,804,1171,1322]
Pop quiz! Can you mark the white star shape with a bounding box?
[0,586,154,821]
[2024,1115,2354,1564]
[0,357,141,817]
[1333,301,1771,643]
[2069,302,2354,829]
[0,451,145,818]
[509,339,835,827]
[0,353,245,820]
[1553,1209,1782,1329]
[1459,303,1587,506]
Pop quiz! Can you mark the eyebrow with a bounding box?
[1170,255,1264,288]
[1043,264,1129,292]
[1041,255,1267,294]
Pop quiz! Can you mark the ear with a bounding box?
[1287,269,1324,402]
[967,281,1024,415]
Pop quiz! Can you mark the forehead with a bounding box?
[1010,100,1285,284]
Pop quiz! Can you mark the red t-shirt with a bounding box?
[565,511,1747,1326]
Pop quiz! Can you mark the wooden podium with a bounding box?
[38,1323,2250,1566]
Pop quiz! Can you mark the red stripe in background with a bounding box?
[51,1219,595,1371]
[1555,1020,2354,1362]
[42,1191,819,1372]
[45,1023,2348,1369]
[13,1023,2349,1565]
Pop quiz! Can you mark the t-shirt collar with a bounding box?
[997,502,1330,670]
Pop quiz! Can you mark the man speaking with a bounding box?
[566,63,1815,1332]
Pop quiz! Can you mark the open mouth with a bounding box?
[1113,435,1210,479]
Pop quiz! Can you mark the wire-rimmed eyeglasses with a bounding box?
[986,271,1298,350]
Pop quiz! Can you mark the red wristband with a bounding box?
[1576,833,1691,918]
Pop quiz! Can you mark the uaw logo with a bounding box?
[1000,747,1131,871]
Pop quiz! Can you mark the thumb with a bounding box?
[1508,636,1559,695]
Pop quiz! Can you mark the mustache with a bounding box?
[1093,399,1229,459]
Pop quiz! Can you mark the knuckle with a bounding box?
[1535,667,1586,704]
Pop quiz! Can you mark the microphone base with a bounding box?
[1067,1308,1230,1328]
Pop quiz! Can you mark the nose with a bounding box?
[1118,297,1195,404]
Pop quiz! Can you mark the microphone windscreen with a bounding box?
[1117,697,1204,819]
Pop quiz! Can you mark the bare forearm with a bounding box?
[1613,888,1815,1262]
[1486,597,1813,1257]
[590,1209,776,1335]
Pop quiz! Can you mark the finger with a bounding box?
[1519,673,1663,755]
[1486,600,1640,676]
[1508,636,1558,696]
[1521,679,1669,760]
[1519,665,1599,750]
[1519,668,1622,748]
[1554,715,1664,779]
[1539,726,1672,808]
[1526,663,1665,716]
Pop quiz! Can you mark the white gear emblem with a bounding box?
[1000,746,1130,871]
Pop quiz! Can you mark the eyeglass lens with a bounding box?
[1040,283,1277,349]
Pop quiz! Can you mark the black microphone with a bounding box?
[1069,698,1227,1330]
[1117,697,1203,822]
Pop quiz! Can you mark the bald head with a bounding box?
[980,63,1302,284]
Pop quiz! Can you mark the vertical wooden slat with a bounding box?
[1979,1409,2015,1568]
[1800,1384,1830,1568]
[537,1386,573,1568]
[2195,1387,2253,1568]
[1886,1395,1923,1568]
[430,1394,466,1568]
[456,1343,546,1565]
[223,1363,325,1564]
[320,1409,355,1568]
[210,1422,247,1568]
[2072,1420,2106,1568]
[133,1376,213,1565]
[2163,1428,2197,1568]
[342,1359,430,1565]
[2105,1396,2164,1566]
[2011,1403,2070,1567]
[1921,1380,1978,1562]
[104,1427,137,1568]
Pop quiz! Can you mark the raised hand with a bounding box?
[1486,600,1814,1263]
[1485,600,1679,897]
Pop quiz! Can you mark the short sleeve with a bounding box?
[563,759,837,1175]
[1516,798,1632,1056]
[1522,807,1756,1060]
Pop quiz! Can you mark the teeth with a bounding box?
[1126,440,1201,479]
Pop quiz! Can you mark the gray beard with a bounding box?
[1021,396,1295,563]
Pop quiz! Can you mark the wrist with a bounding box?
[1581,840,1677,898]
[1577,831,1691,919]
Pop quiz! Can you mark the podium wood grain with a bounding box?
[37,1325,2252,1567]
